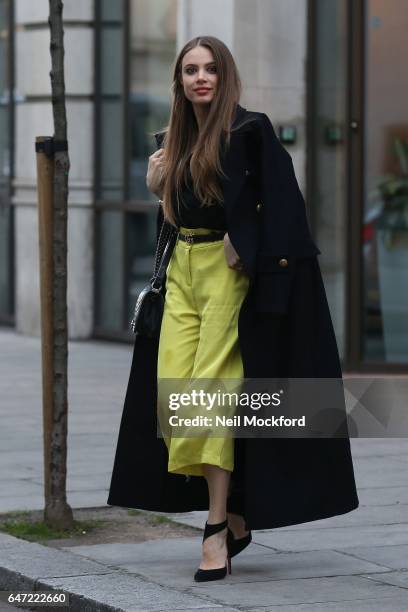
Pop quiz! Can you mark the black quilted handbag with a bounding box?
[130,218,178,337]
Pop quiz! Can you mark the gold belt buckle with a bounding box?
[184,230,194,245]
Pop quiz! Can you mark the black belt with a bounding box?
[178,231,225,244]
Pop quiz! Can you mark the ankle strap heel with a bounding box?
[194,519,231,582]
[202,518,228,541]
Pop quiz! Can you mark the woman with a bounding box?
[107,35,359,583]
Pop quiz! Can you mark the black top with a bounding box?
[173,170,226,231]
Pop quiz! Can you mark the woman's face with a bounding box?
[179,46,218,106]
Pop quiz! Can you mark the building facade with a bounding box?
[0,0,407,372]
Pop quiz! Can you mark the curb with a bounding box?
[0,532,236,612]
[0,532,123,612]
[0,569,119,612]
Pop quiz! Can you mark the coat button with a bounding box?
[256,203,262,212]
[279,258,288,267]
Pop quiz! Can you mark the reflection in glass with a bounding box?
[363,1,408,363]
[99,5,125,202]
[95,211,125,333]
[0,0,13,321]
[129,0,177,200]
[96,0,176,335]
[101,100,124,201]
[311,0,348,358]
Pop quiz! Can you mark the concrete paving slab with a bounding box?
[350,438,408,457]
[61,537,214,565]
[364,569,408,589]
[20,473,111,492]
[248,593,408,612]
[0,485,110,510]
[191,574,403,608]
[0,491,111,513]
[165,511,210,529]
[42,572,229,611]
[357,485,408,506]
[67,490,111,508]
[67,462,114,477]
[0,495,45,513]
[0,437,43,452]
[0,537,115,579]
[63,539,391,581]
[0,533,23,546]
[5,468,44,483]
[66,474,112,491]
[334,543,408,570]
[0,479,44,497]
[352,456,408,487]
[115,549,392,589]
[62,540,270,574]
[0,329,129,514]
[267,503,408,530]
[253,523,408,551]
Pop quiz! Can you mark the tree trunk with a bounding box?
[44,0,73,529]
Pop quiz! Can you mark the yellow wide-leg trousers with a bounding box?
[157,227,250,477]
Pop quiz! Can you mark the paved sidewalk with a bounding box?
[0,327,131,513]
[1,328,408,610]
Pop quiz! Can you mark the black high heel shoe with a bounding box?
[226,511,252,558]
[194,519,231,582]
[227,526,252,558]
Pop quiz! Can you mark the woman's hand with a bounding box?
[224,233,245,272]
[146,148,165,198]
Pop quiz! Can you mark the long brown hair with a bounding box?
[157,36,242,227]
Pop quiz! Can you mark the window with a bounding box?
[95,0,176,337]
[0,0,14,323]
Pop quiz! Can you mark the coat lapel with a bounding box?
[219,104,252,219]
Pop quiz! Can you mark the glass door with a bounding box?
[94,0,177,339]
[0,0,14,324]
[308,0,349,360]
[310,0,408,370]
[362,0,408,364]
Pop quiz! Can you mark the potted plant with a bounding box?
[373,138,408,362]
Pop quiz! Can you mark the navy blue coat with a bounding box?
[107,104,359,529]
